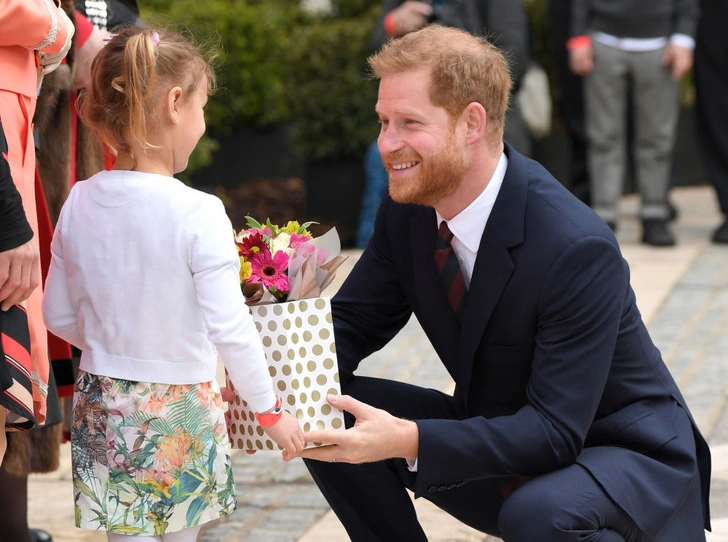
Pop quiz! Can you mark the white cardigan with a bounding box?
[42,170,276,413]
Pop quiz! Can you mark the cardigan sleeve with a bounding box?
[0,0,71,53]
[42,192,82,348]
[188,196,277,414]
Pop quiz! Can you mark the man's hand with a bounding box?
[0,240,40,311]
[662,43,693,81]
[390,1,433,37]
[293,394,419,464]
[569,46,594,76]
[37,7,75,74]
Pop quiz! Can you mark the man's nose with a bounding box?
[378,127,402,156]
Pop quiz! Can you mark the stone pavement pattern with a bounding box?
[28,186,728,541]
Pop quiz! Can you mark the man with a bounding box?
[568,0,697,245]
[693,0,728,244]
[295,25,711,542]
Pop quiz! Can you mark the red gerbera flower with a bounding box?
[235,230,267,258]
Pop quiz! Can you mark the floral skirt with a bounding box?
[71,371,237,535]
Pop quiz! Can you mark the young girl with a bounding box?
[41,27,304,542]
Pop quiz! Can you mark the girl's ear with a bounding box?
[165,86,184,124]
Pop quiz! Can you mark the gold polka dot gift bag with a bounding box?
[225,219,347,451]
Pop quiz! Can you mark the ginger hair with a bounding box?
[368,25,512,148]
[77,26,215,162]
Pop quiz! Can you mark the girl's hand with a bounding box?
[262,411,305,461]
[220,387,235,403]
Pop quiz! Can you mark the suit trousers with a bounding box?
[585,41,679,223]
[303,375,651,542]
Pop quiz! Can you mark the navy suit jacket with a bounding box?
[331,144,711,539]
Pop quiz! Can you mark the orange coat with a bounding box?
[0,0,71,425]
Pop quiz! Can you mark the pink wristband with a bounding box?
[566,35,592,51]
[255,396,283,427]
[384,12,398,37]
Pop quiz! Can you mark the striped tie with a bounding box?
[434,221,467,320]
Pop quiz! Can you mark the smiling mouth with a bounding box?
[391,161,420,170]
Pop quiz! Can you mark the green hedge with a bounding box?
[286,7,380,162]
[141,0,380,168]
[141,0,297,129]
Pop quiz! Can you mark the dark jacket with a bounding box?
[332,143,711,540]
[571,0,699,39]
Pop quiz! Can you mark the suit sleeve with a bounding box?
[480,0,530,89]
[188,196,276,414]
[674,0,699,38]
[0,0,70,53]
[369,0,401,53]
[331,196,413,383]
[414,236,625,496]
[0,120,33,252]
[570,0,591,38]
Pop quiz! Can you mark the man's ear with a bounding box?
[461,102,487,144]
[165,86,184,124]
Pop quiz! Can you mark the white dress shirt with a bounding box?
[407,152,508,471]
[436,152,509,287]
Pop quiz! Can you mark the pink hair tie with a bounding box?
[151,31,160,47]
[102,34,116,43]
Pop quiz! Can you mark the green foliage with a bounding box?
[141,1,297,129]
[286,6,381,162]
[140,1,383,166]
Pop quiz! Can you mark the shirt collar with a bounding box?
[436,152,508,253]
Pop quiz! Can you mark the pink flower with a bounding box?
[248,249,289,292]
[289,232,312,248]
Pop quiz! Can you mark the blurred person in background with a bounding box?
[548,0,590,206]
[0,2,113,541]
[693,0,728,244]
[568,0,698,246]
[0,1,74,540]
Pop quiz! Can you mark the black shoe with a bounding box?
[30,529,53,542]
[667,199,679,222]
[712,219,728,244]
[642,219,676,246]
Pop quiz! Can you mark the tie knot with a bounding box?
[438,221,454,242]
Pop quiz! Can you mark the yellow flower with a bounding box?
[281,221,301,234]
[240,259,252,282]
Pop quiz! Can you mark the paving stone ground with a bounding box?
[28,186,728,541]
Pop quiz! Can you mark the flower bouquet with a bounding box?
[225,217,347,451]
[233,217,347,305]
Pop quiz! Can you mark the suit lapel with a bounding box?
[410,207,462,381]
[459,144,528,397]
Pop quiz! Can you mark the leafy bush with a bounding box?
[286,6,381,162]
[141,0,297,130]
[141,0,382,168]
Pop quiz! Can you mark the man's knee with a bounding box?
[498,483,566,541]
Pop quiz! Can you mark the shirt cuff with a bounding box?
[670,34,695,50]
